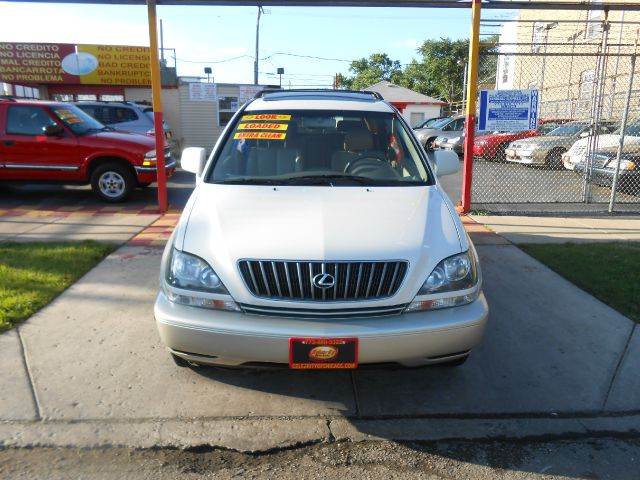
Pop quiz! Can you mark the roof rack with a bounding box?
[0,95,18,102]
[253,88,384,101]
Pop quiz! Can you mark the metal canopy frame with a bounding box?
[4,0,639,213]
[4,0,640,10]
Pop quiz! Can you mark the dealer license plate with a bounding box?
[289,338,358,369]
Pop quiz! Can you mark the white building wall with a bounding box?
[402,104,442,127]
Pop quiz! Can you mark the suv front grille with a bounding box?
[238,260,408,302]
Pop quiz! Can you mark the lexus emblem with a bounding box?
[312,273,335,289]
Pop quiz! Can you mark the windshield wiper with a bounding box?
[285,174,375,185]
[213,178,285,185]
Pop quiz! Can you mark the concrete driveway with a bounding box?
[1,236,637,450]
[0,167,638,451]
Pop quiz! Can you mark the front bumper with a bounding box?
[135,159,177,183]
[154,292,489,368]
[575,165,640,189]
[505,148,545,165]
[438,143,463,155]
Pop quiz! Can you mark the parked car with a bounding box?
[415,115,464,151]
[413,116,450,129]
[563,119,640,170]
[0,98,175,202]
[505,121,616,169]
[154,89,488,369]
[75,100,175,144]
[573,149,639,194]
[433,127,493,156]
[473,118,571,161]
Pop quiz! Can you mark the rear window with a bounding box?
[207,109,432,187]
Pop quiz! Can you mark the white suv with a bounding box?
[154,90,488,369]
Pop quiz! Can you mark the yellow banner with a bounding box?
[242,114,291,121]
[238,122,289,131]
[77,44,151,86]
[234,132,287,140]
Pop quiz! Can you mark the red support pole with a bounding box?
[459,0,482,214]
[153,111,167,212]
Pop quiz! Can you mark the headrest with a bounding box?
[344,130,374,151]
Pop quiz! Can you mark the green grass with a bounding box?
[520,242,640,323]
[0,241,116,332]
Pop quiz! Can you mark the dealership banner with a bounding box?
[0,42,151,85]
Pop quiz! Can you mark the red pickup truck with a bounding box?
[0,98,175,202]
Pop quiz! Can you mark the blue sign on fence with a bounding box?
[478,89,539,132]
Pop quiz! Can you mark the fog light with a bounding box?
[165,289,241,312]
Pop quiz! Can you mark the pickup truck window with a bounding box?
[209,110,431,187]
[6,105,57,136]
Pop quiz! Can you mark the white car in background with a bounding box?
[563,119,640,170]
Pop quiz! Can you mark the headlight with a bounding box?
[405,250,480,312]
[168,248,228,293]
[144,149,156,159]
[519,144,537,151]
[619,159,636,171]
[164,249,240,312]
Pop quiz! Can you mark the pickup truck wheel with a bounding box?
[91,163,134,203]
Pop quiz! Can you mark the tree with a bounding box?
[412,38,469,103]
[338,53,404,90]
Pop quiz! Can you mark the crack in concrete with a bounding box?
[15,327,41,421]
[602,323,637,411]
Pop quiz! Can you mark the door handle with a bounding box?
[2,140,14,146]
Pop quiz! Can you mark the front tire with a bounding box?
[545,148,565,170]
[424,137,437,151]
[90,163,135,203]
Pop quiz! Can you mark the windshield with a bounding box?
[208,110,431,186]
[546,123,588,136]
[50,105,107,136]
[429,118,451,129]
[615,120,640,137]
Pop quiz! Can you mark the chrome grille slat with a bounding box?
[258,261,271,297]
[238,260,408,302]
[284,263,293,299]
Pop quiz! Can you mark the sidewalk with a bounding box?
[0,209,638,451]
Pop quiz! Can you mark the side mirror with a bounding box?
[44,124,64,137]
[181,147,207,178]
[432,150,460,176]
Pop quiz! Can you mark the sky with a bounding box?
[0,2,514,87]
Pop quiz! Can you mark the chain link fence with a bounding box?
[469,19,640,213]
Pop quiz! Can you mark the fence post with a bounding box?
[583,11,610,204]
[459,0,482,214]
[609,52,636,213]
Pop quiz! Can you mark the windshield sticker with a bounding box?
[238,122,289,131]
[66,118,83,124]
[234,132,286,140]
[242,114,291,121]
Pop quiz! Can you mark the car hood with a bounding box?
[178,184,464,305]
[514,135,573,146]
[569,133,640,151]
[86,129,156,149]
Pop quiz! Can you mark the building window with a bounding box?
[52,94,74,102]
[218,96,238,126]
[580,70,595,99]
[586,0,603,39]
[77,94,97,101]
[100,94,125,101]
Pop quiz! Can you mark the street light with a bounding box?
[204,67,212,83]
[539,21,558,95]
[277,67,284,87]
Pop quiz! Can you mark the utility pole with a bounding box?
[254,6,264,85]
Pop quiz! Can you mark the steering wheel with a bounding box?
[344,156,396,177]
